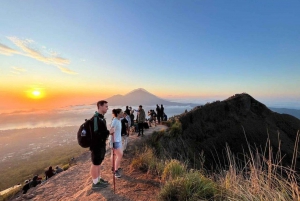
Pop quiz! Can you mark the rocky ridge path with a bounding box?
[12,125,167,201]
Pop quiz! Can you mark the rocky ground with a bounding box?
[11,125,167,201]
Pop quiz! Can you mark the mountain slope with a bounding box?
[105,88,197,106]
[163,93,300,170]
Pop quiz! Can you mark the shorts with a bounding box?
[91,146,106,165]
[112,142,122,149]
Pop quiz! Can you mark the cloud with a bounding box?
[0,43,19,56]
[10,71,20,74]
[57,66,78,75]
[11,66,27,72]
[4,36,76,75]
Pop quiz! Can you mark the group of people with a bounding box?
[89,101,168,190]
[22,165,63,194]
[147,104,167,127]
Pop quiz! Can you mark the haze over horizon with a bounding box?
[1,1,300,112]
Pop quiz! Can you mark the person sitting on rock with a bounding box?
[30,175,42,187]
[22,180,31,194]
[55,166,64,174]
[45,166,55,180]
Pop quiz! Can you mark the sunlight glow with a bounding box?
[27,89,45,99]
[32,91,41,96]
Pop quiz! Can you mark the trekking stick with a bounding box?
[112,133,116,194]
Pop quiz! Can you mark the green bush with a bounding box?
[62,164,70,171]
[162,160,186,181]
[159,171,216,201]
[169,121,182,137]
[130,146,165,176]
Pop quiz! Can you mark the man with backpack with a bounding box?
[90,100,115,189]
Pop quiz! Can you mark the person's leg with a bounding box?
[138,123,142,136]
[114,148,123,171]
[90,164,99,183]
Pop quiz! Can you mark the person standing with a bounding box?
[160,104,164,122]
[156,104,161,124]
[90,100,115,189]
[137,105,146,136]
[125,106,130,116]
[121,112,130,152]
[110,109,123,178]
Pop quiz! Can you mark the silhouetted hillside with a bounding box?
[160,93,300,170]
[104,88,198,106]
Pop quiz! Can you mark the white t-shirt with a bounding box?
[110,118,122,143]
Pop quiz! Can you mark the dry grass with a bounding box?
[138,120,300,201]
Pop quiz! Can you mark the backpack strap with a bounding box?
[93,111,105,132]
[94,112,99,132]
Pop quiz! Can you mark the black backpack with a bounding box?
[77,117,94,148]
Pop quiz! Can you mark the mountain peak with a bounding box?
[125,88,152,96]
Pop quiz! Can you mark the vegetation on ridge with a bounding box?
[130,119,300,200]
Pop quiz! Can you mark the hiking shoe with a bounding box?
[92,181,108,189]
[114,170,121,178]
[99,178,109,184]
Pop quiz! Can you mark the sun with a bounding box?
[27,89,45,99]
[32,90,41,96]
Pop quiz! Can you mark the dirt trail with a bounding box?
[12,125,167,201]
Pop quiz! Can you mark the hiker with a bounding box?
[161,104,164,122]
[30,175,42,187]
[90,100,115,189]
[45,166,55,180]
[55,166,63,174]
[22,180,31,194]
[163,113,168,121]
[110,109,123,178]
[148,110,156,127]
[121,112,129,152]
[137,105,146,136]
[156,104,161,124]
[130,110,135,126]
[125,106,130,117]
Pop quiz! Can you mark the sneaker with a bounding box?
[114,170,121,178]
[99,178,109,185]
[92,181,108,189]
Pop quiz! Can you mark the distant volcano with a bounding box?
[105,88,198,106]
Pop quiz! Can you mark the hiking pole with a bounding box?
[112,133,116,194]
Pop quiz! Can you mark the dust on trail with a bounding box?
[12,125,167,201]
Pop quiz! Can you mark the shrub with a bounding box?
[131,146,164,175]
[162,160,186,181]
[62,164,70,171]
[159,171,216,201]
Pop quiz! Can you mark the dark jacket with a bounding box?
[90,113,109,150]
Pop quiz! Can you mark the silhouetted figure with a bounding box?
[156,104,161,124]
[163,113,167,121]
[137,105,146,136]
[161,104,164,121]
[125,106,130,117]
[45,166,55,180]
[55,166,63,174]
[30,175,42,187]
[22,180,31,194]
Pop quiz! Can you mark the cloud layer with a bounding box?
[0,37,77,75]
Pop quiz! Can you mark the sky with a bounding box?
[1,0,300,112]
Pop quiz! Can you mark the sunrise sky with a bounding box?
[1,0,300,112]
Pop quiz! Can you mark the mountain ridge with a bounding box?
[103,88,198,107]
